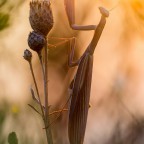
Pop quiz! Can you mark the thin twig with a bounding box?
[29,61,45,120]
[31,88,46,110]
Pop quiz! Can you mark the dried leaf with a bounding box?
[28,104,42,116]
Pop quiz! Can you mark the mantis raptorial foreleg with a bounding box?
[64,0,97,30]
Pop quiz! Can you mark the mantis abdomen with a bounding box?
[69,54,93,144]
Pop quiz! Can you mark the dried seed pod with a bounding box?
[23,49,32,62]
[28,31,46,52]
[29,0,54,36]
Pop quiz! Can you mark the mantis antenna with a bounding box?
[108,1,120,12]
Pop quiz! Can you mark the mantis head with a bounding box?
[99,7,109,17]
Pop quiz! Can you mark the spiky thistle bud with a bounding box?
[29,0,54,36]
[23,49,32,62]
[28,31,46,53]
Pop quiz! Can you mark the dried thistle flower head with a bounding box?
[28,31,46,53]
[23,49,32,62]
[29,0,54,36]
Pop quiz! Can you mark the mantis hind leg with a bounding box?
[68,37,82,67]
[47,37,74,50]
[46,36,81,67]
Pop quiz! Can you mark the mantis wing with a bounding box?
[69,54,93,144]
[64,0,75,25]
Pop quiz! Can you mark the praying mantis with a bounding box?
[44,0,109,143]
[64,0,109,143]
[27,0,109,144]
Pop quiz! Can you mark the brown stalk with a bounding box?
[29,61,45,120]
[43,39,53,144]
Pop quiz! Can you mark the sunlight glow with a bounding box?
[130,0,144,23]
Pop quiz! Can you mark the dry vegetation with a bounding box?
[0,0,144,144]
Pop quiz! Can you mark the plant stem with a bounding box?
[43,39,53,144]
[29,61,45,120]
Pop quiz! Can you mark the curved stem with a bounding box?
[37,52,45,84]
[29,61,45,120]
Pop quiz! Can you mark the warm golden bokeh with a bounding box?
[0,0,144,143]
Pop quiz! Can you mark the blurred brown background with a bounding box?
[0,0,144,144]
